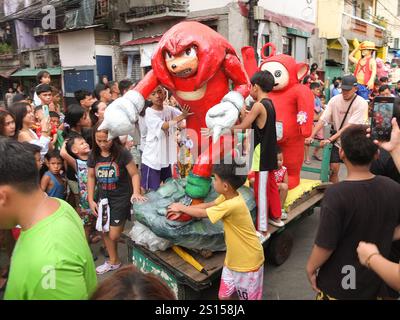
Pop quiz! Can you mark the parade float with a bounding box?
[101,21,331,298]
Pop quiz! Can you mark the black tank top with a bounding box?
[252,98,278,171]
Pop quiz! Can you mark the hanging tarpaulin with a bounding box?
[65,0,96,29]
[140,43,159,67]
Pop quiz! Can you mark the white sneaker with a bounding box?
[96,261,122,275]
[256,231,271,244]
[268,218,285,227]
[281,211,288,220]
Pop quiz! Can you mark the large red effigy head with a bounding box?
[259,43,309,91]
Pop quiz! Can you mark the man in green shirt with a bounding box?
[0,138,97,300]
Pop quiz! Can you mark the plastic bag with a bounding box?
[128,221,171,252]
[132,178,256,252]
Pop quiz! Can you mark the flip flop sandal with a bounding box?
[90,234,102,244]
[312,155,322,161]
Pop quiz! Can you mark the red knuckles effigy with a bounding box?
[132,21,250,222]
[135,21,250,143]
[242,43,315,189]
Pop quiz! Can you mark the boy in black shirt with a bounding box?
[232,71,281,238]
[306,125,400,300]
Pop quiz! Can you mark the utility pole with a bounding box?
[248,0,258,50]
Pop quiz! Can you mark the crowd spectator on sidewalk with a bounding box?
[94,84,112,105]
[304,82,323,164]
[36,84,53,107]
[50,87,63,114]
[74,90,95,113]
[306,75,368,183]
[119,79,133,96]
[40,150,67,200]
[309,63,324,87]
[60,136,94,242]
[109,81,120,101]
[89,101,107,126]
[0,110,16,138]
[87,122,146,275]
[379,76,389,86]
[306,125,400,300]
[9,101,53,160]
[33,70,51,107]
[5,88,14,108]
[356,118,400,295]
[63,104,92,209]
[100,75,109,86]
[329,77,342,98]
[378,85,394,97]
[63,104,92,142]
[16,84,25,96]
[91,265,175,300]
[0,138,97,299]
[331,80,341,98]
[0,110,16,291]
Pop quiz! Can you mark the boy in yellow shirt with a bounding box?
[168,161,265,300]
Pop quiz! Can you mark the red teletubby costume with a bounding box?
[242,43,315,189]
[117,22,250,220]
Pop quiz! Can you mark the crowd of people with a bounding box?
[0,62,399,301]
[0,71,184,299]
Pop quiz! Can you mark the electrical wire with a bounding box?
[0,0,102,22]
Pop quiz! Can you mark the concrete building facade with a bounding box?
[121,0,320,83]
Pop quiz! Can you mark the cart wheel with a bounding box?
[178,284,200,300]
[268,230,294,266]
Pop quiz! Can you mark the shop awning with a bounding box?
[11,67,62,77]
[0,67,19,78]
[122,36,162,46]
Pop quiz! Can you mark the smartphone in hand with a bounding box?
[43,105,50,118]
[371,97,395,141]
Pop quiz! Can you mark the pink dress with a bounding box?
[274,166,287,184]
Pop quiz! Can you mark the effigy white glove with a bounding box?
[98,90,145,140]
[205,91,244,143]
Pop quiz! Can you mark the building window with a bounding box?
[95,0,109,18]
[395,38,400,49]
[263,35,270,57]
[282,36,293,56]
[398,0,400,16]
[352,0,358,17]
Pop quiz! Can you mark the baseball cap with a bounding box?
[341,74,358,90]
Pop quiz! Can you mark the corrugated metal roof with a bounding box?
[11,67,61,77]
[121,35,162,47]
